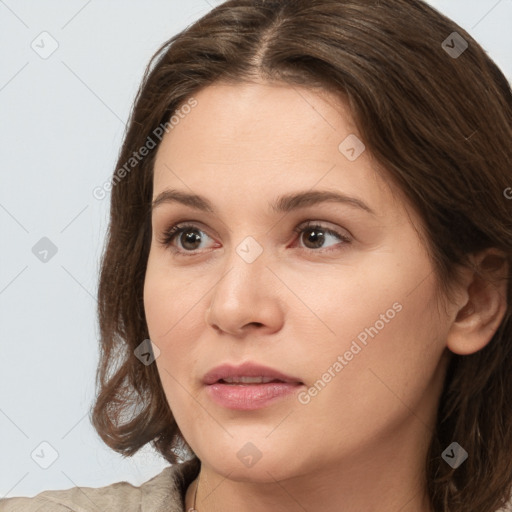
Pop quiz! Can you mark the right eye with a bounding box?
[158,223,218,256]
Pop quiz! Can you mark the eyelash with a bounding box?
[157,221,352,257]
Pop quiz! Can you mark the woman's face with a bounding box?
[144,81,453,482]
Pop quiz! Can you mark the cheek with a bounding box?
[144,252,188,338]
[143,262,204,425]
[308,275,444,432]
[297,249,445,409]
[143,271,170,343]
[143,255,205,369]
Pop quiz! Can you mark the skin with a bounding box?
[143,81,508,512]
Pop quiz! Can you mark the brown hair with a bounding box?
[90,1,512,510]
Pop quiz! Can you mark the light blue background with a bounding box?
[1,0,511,499]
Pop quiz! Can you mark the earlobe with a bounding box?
[446,249,509,356]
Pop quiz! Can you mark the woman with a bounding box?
[2,0,511,511]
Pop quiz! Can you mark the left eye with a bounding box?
[292,222,352,251]
[158,221,351,255]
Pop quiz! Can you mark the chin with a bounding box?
[195,436,302,482]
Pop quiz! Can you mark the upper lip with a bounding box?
[203,362,303,385]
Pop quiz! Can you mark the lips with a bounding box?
[202,362,303,386]
[203,362,304,410]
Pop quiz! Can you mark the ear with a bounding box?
[446,249,509,356]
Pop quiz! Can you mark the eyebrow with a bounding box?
[151,189,376,216]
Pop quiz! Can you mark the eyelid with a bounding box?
[296,219,353,240]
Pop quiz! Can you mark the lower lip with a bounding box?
[205,381,303,410]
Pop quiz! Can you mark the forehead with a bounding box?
[152,81,407,223]
[158,81,358,160]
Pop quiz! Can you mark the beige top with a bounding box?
[0,457,201,512]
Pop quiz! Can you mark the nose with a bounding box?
[204,245,284,337]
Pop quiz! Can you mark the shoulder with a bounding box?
[0,457,201,512]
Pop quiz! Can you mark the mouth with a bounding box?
[202,362,304,410]
[202,362,304,386]
[217,376,298,385]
